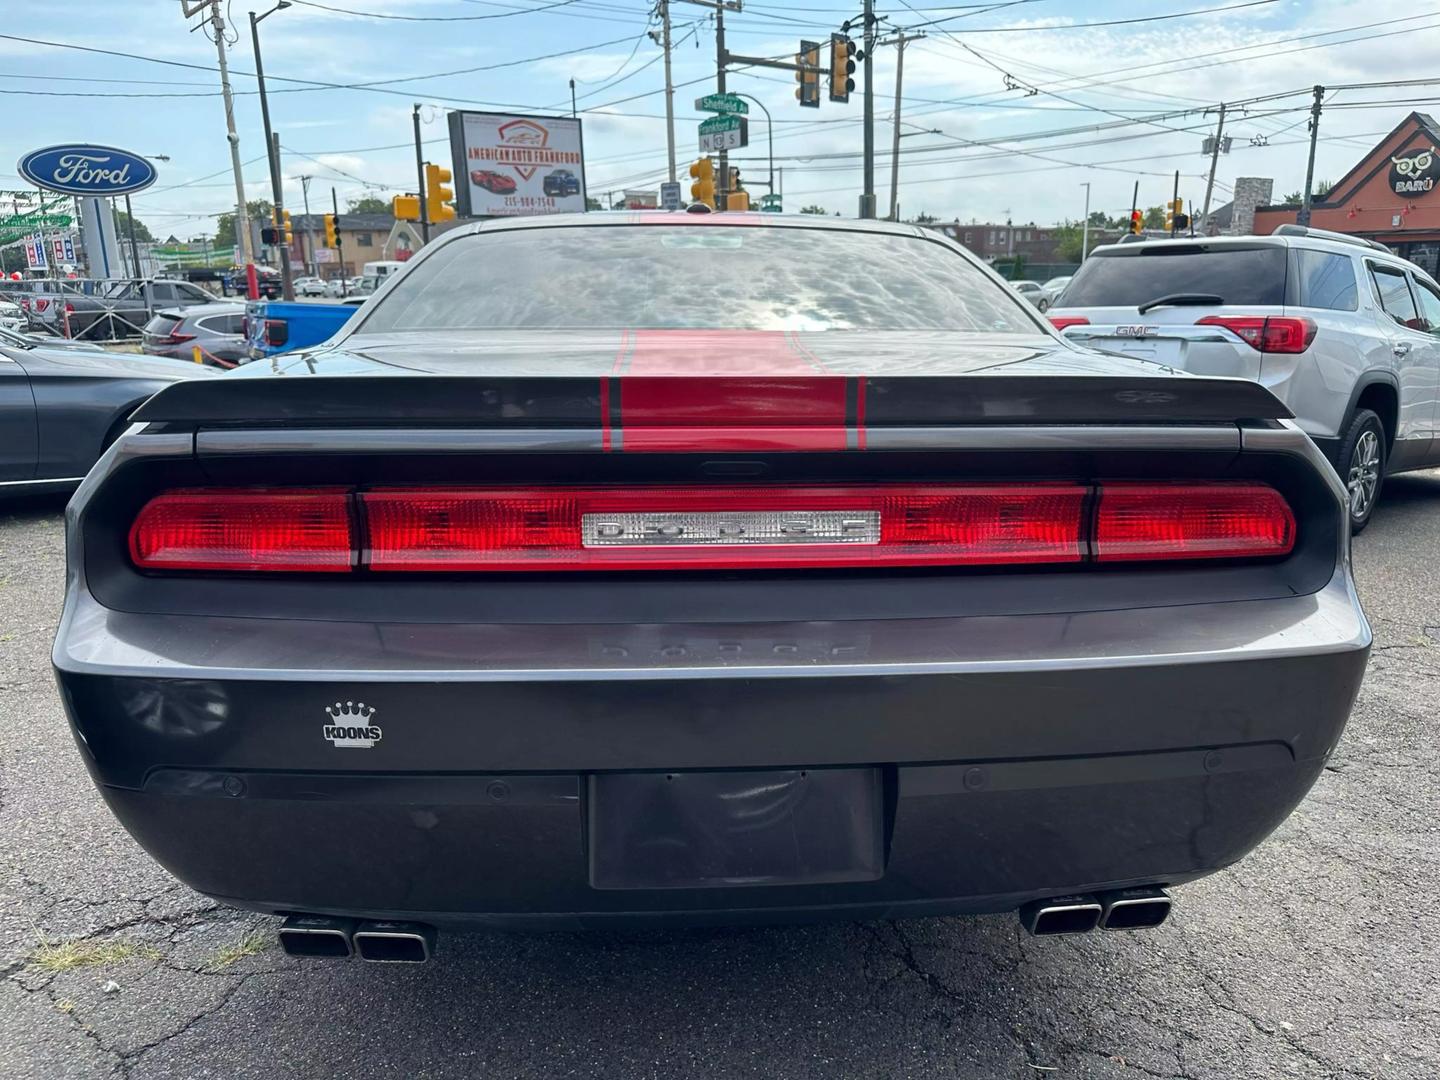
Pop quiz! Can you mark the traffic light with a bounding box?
[277,209,293,246]
[829,33,856,104]
[322,213,338,248]
[795,39,821,108]
[689,156,716,209]
[425,163,456,223]
[726,168,748,211]
[393,193,421,221]
[1165,198,1184,233]
[1129,209,1143,235]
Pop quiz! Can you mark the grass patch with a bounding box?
[30,937,161,974]
[207,932,268,969]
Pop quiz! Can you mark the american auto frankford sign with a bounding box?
[447,111,587,218]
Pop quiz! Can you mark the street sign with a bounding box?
[699,115,748,153]
[660,180,682,210]
[694,93,748,115]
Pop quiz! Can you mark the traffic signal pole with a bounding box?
[859,0,876,219]
[716,4,729,204]
[332,187,347,297]
[1171,170,1179,237]
[250,8,293,301]
[414,104,430,244]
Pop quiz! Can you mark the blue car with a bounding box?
[542,169,581,197]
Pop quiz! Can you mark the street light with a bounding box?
[250,2,295,300]
[733,93,773,201]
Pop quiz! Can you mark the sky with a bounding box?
[3,0,1440,240]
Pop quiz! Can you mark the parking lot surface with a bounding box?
[1,477,1436,1080]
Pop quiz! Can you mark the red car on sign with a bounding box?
[471,169,518,195]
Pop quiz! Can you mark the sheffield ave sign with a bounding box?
[17,144,157,197]
[1389,144,1440,196]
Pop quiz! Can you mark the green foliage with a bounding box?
[113,210,153,243]
[1053,224,1087,263]
[346,195,390,214]
[585,197,603,211]
[1143,205,1166,229]
[800,204,827,215]
[912,212,938,225]
[214,200,274,250]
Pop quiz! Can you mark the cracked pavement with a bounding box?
[2,474,1437,1079]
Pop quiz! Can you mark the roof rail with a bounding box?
[1273,223,1392,253]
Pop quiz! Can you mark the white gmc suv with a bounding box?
[1050,225,1440,530]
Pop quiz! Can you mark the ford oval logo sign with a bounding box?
[17,144,157,197]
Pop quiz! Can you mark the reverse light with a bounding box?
[362,485,1089,571]
[129,489,354,572]
[1196,315,1316,354]
[1048,315,1090,331]
[1094,483,1296,562]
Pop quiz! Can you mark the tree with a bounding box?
[1053,224,1087,264]
[800,204,827,215]
[585,197,603,211]
[113,210,153,243]
[1088,210,1109,228]
[346,195,389,214]
[1142,205,1166,229]
[1282,191,1303,206]
[912,211,938,225]
[214,199,273,250]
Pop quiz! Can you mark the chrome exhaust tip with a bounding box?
[1098,887,1172,930]
[353,921,436,963]
[278,915,356,958]
[1019,895,1102,936]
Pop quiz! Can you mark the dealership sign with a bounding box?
[17,144,157,197]
[447,111,586,218]
[1390,145,1440,196]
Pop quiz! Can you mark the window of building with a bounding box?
[355,232,374,245]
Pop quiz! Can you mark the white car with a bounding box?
[1049,224,1440,531]
[1009,279,1050,312]
[1041,275,1072,306]
[0,298,22,331]
[294,277,327,297]
[324,276,364,298]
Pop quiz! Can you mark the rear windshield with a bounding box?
[143,313,180,336]
[353,225,1039,334]
[1061,245,1287,308]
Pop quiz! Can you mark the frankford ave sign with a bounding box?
[695,93,748,115]
[18,144,157,197]
[699,114,748,153]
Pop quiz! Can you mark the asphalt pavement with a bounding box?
[1,476,1436,1079]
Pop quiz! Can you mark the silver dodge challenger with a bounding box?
[54,214,1369,962]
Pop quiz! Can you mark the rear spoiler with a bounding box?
[131,374,1290,452]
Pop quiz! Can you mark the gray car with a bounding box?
[142,302,248,365]
[1,339,213,493]
[53,214,1368,959]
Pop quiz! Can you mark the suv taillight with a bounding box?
[128,483,1297,574]
[1196,315,1316,354]
[1048,315,1090,331]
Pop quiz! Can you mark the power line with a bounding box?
[288,0,587,20]
[898,0,1278,33]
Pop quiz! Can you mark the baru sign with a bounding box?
[18,144,157,197]
[447,111,586,217]
[1389,144,1440,197]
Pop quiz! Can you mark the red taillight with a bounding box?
[1196,315,1316,354]
[129,489,354,572]
[127,483,1298,574]
[1048,315,1090,331]
[165,332,197,345]
[34,298,48,312]
[64,301,74,315]
[264,319,288,347]
[1094,483,1296,562]
[362,485,1089,571]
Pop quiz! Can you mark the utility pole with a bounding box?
[1199,102,1226,235]
[198,1,251,267]
[413,104,430,243]
[682,0,742,202]
[1080,181,1091,261]
[299,174,316,276]
[659,0,677,183]
[883,31,923,222]
[331,187,346,296]
[250,6,293,300]
[1130,179,1139,231]
[1170,169,1179,237]
[860,0,876,219]
[1298,85,1325,228]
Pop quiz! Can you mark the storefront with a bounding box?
[1253,111,1440,277]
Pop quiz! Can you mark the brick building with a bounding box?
[286,212,425,280]
[1253,112,1440,276]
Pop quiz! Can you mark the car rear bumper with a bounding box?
[55,569,1369,926]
